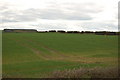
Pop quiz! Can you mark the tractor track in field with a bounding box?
[8,36,117,63]
[8,37,51,60]
[7,36,84,61]
[19,36,68,58]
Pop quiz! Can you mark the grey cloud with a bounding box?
[29,21,117,31]
[65,14,92,20]
[62,2,103,13]
[2,19,19,22]
[1,2,103,23]
[0,3,10,12]
[1,21,117,31]
[24,8,93,20]
[81,22,118,31]
[30,23,69,30]
[1,9,39,22]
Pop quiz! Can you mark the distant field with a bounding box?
[2,33,118,78]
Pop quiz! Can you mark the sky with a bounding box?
[0,0,119,31]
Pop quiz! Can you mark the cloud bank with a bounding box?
[0,0,118,31]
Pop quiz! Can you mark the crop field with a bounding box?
[2,33,118,78]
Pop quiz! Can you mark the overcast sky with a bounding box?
[0,0,119,31]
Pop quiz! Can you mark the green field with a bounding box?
[2,33,118,78]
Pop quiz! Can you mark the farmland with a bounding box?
[2,33,118,78]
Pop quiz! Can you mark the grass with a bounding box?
[2,33,118,78]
